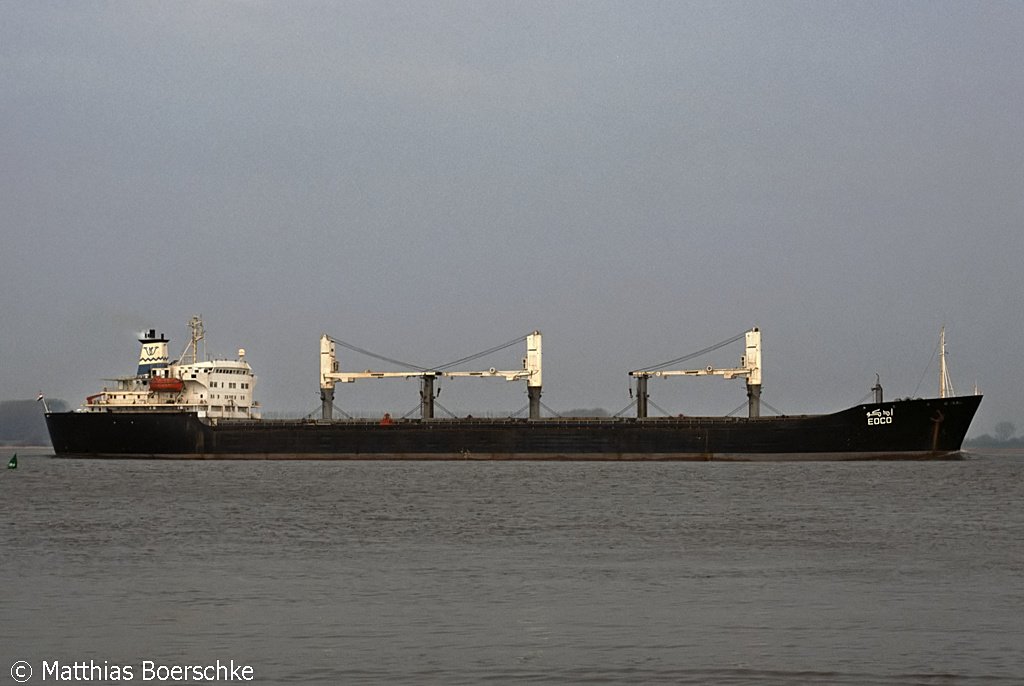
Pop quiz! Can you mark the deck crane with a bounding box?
[629,328,762,418]
[319,331,543,420]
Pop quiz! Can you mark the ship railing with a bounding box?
[219,414,772,426]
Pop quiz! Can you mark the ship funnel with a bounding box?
[137,330,170,376]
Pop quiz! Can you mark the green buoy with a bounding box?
[7,454,16,469]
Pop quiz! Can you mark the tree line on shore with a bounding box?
[964,421,1024,448]
[0,399,67,446]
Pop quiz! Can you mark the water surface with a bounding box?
[3,448,1022,684]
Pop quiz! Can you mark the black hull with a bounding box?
[45,395,982,461]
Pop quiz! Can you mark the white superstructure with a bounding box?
[77,316,259,419]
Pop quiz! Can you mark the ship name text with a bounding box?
[866,407,894,426]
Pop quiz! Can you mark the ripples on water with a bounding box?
[3,448,1023,684]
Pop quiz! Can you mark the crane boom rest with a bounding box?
[319,332,543,420]
[630,328,762,418]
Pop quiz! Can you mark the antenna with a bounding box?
[188,316,205,364]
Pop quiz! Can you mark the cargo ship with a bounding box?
[43,318,982,460]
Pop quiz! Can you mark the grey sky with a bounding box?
[3,1,1021,433]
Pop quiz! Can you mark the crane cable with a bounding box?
[631,330,747,374]
[432,335,527,371]
[325,333,529,374]
[328,338,428,372]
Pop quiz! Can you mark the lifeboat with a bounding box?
[149,377,184,393]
